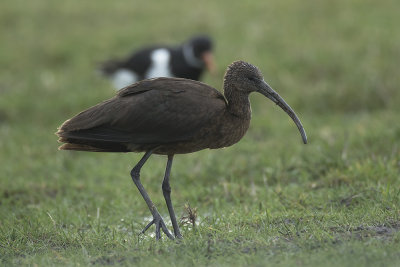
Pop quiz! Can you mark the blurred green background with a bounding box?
[1,0,399,266]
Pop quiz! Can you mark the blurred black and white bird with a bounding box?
[99,35,216,89]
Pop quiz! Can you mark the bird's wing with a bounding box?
[57,78,226,144]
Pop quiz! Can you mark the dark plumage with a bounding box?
[57,61,307,240]
[100,35,215,89]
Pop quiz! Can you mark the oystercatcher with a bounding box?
[100,35,216,89]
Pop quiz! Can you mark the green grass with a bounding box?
[1,0,400,266]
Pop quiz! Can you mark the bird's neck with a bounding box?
[224,84,252,120]
[182,44,203,68]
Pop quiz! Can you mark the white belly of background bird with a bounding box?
[145,48,173,79]
[111,48,173,89]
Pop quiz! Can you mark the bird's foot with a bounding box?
[140,213,174,240]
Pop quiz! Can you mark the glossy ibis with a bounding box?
[99,35,216,89]
[57,61,307,240]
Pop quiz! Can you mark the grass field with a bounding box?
[1,0,400,266]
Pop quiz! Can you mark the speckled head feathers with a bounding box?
[225,61,263,80]
[223,61,264,93]
[227,61,259,72]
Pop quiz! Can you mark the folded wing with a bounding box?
[57,78,226,151]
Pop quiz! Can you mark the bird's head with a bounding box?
[184,35,216,74]
[224,61,265,93]
[224,61,308,144]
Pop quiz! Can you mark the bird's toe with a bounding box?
[140,214,174,240]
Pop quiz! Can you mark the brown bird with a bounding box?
[56,61,307,240]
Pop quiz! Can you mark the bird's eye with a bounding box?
[248,77,256,82]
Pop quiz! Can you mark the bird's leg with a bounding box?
[162,155,182,238]
[130,151,174,240]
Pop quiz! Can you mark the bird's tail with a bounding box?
[57,137,129,152]
[58,143,106,152]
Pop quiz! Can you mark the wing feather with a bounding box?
[57,78,226,146]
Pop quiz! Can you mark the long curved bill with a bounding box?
[258,80,307,144]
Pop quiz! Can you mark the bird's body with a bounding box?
[58,78,249,155]
[100,35,215,89]
[57,61,307,240]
